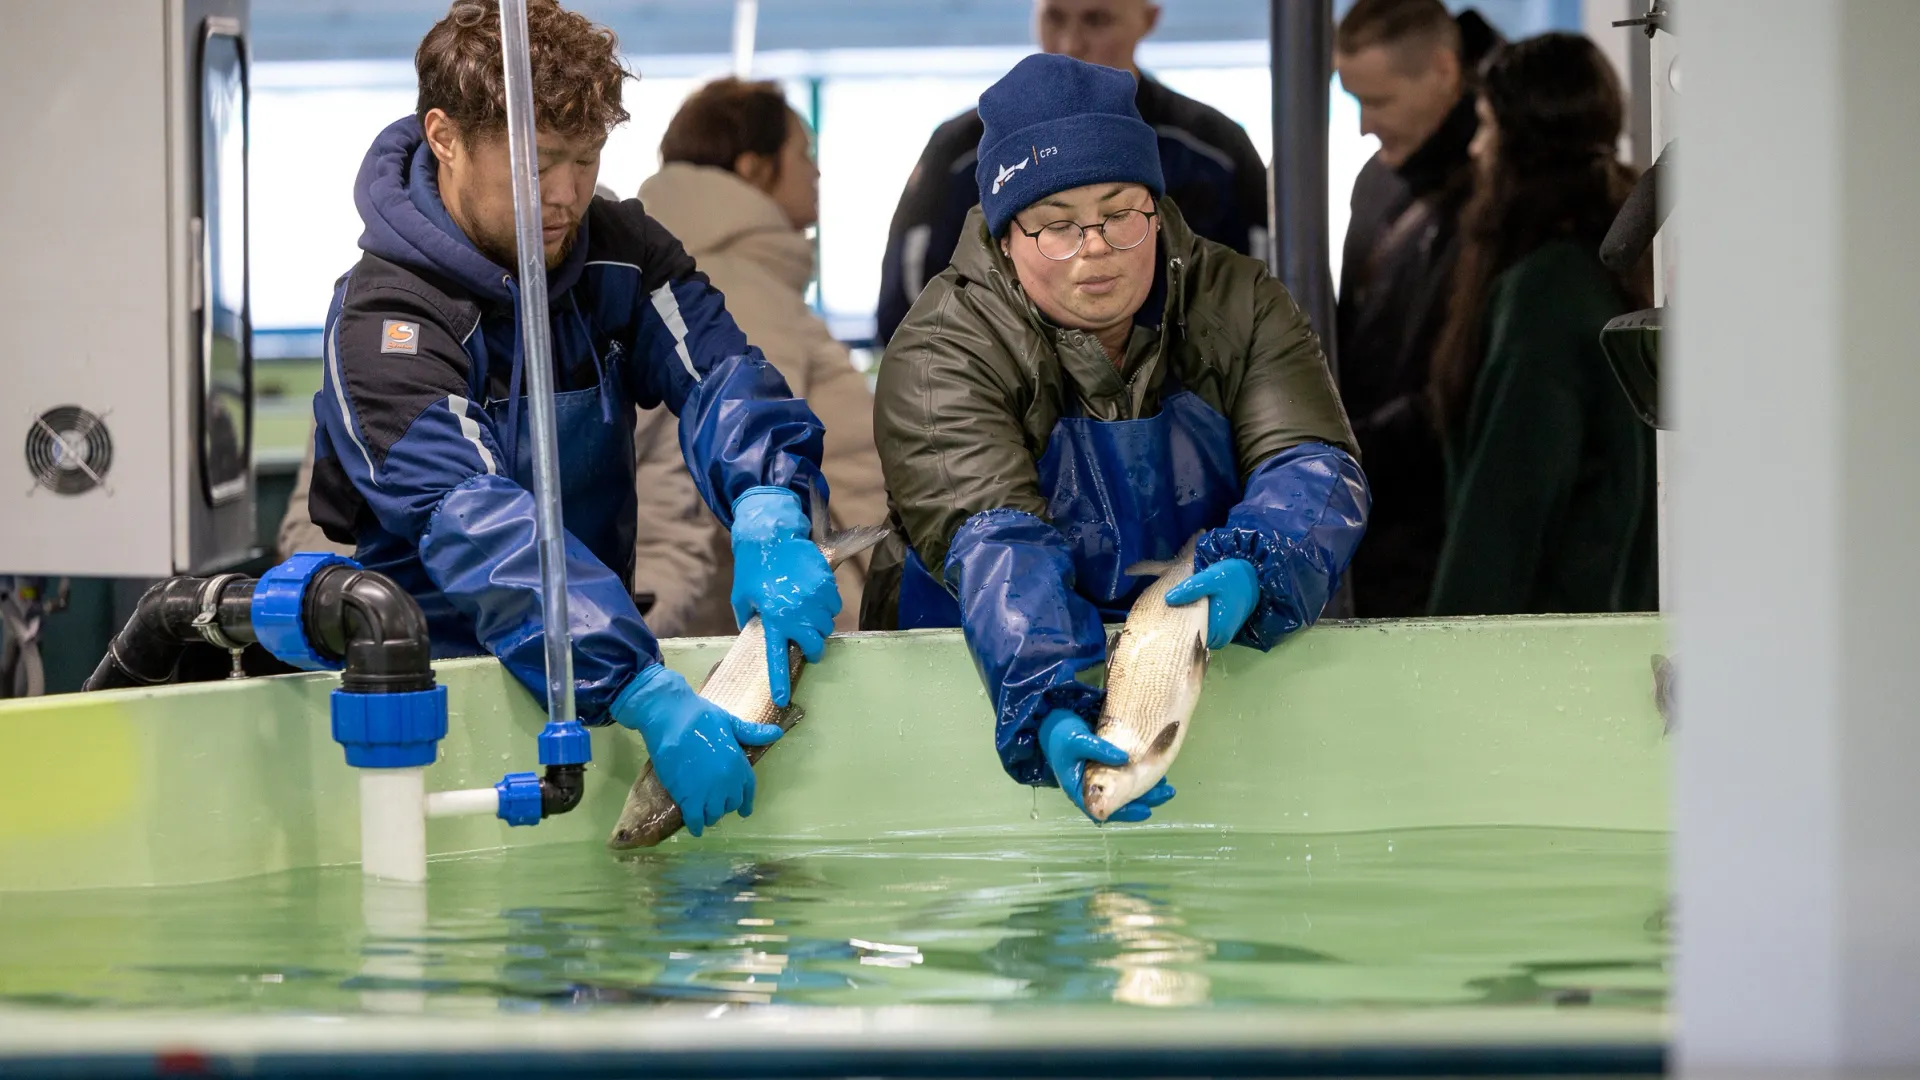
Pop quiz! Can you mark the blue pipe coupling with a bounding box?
[252,552,361,672]
[331,686,449,769]
[495,771,544,827]
[537,719,591,766]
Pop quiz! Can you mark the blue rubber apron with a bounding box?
[469,298,638,589]
[897,371,1242,628]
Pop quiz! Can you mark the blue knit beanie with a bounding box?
[975,54,1166,238]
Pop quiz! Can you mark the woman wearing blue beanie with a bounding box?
[865,54,1370,824]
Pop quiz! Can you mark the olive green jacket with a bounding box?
[866,197,1357,623]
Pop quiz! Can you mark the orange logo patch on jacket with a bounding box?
[381,320,420,355]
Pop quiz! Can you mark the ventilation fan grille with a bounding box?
[24,406,113,496]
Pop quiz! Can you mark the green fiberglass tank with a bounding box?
[0,618,1669,1076]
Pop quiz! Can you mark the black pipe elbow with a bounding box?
[84,575,258,691]
[304,565,434,695]
[85,561,435,699]
[540,764,586,818]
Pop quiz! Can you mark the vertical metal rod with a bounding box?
[1271,0,1352,618]
[1650,13,1675,613]
[731,0,759,78]
[498,0,575,727]
[1269,0,1338,372]
[808,74,825,318]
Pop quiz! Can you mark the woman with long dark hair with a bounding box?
[1425,33,1656,616]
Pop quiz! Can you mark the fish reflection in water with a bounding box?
[490,860,1248,1009]
[506,853,925,1007]
[1087,889,1212,1007]
[931,885,1340,1009]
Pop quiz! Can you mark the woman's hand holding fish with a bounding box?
[1039,708,1176,824]
[611,663,786,836]
[1165,557,1260,650]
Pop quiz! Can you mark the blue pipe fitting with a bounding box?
[252,553,361,671]
[537,719,592,766]
[496,771,544,827]
[330,686,448,768]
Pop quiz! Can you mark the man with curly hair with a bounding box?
[308,0,839,837]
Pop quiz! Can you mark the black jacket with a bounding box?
[1334,93,1479,618]
[874,74,1268,344]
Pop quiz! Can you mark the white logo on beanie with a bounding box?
[992,157,1029,195]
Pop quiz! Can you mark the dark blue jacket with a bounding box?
[309,117,826,721]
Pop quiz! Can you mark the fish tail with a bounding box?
[820,523,893,568]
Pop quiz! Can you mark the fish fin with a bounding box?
[1192,633,1210,675]
[1106,627,1123,656]
[819,523,893,568]
[807,475,829,547]
[1148,721,1182,757]
[1123,558,1176,578]
[780,705,806,730]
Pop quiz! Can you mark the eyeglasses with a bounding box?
[1014,207,1158,261]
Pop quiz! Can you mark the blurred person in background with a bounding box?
[278,404,717,638]
[1333,0,1503,618]
[866,55,1367,824]
[1425,33,1654,616]
[873,0,1269,345]
[639,78,885,635]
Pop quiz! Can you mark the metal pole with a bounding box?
[1270,0,1352,618]
[498,0,576,728]
[1650,9,1675,613]
[1269,0,1338,373]
[731,0,759,78]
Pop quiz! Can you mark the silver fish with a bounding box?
[608,523,891,849]
[1081,533,1209,823]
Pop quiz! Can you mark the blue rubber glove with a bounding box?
[611,663,786,836]
[1038,708,1176,824]
[728,487,842,708]
[1164,558,1261,650]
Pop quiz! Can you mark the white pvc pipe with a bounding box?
[425,786,499,819]
[359,768,426,883]
[360,878,427,1013]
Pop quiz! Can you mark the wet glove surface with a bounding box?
[1038,708,1176,824]
[729,486,841,707]
[1164,557,1260,650]
[611,664,785,836]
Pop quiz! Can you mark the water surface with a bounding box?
[0,828,1666,1015]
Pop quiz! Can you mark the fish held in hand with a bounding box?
[1081,533,1210,824]
[608,524,890,849]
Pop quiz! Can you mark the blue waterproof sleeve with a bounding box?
[627,273,828,528]
[946,508,1108,786]
[1193,442,1371,650]
[421,474,659,724]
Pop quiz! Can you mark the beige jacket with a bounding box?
[638,162,885,634]
[275,404,718,639]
